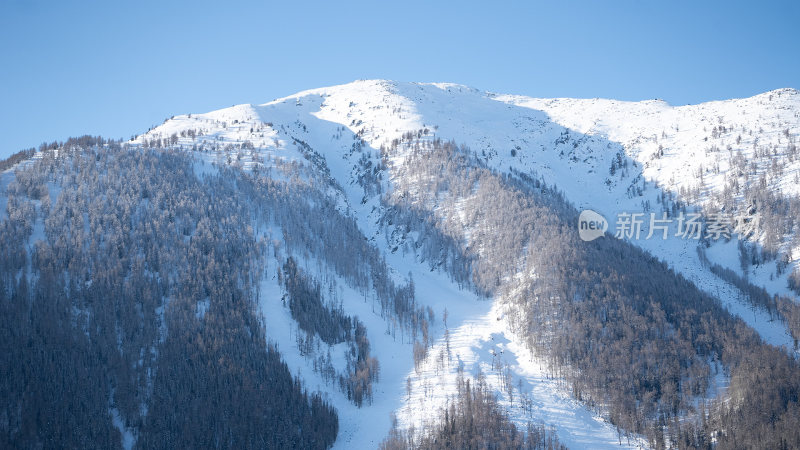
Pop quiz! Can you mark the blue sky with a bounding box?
[1,0,798,159]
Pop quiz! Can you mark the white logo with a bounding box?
[578,209,608,241]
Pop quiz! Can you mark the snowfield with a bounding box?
[396,298,647,449]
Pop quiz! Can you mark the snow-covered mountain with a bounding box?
[139,79,800,329]
[3,80,800,449]
[128,80,800,447]
[141,81,800,273]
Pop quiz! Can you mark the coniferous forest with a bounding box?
[0,140,342,448]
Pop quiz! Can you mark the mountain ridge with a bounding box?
[137,80,800,294]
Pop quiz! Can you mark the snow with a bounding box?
[397,299,647,449]
[257,233,646,448]
[0,150,44,222]
[195,298,209,320]
[635,232,796,353]
[110,407,135,450]
[497,88,800,284]
[257,245,419,449]
[132,79,800,447]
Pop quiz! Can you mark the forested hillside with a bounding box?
[0,131,447,448]
[0,140,341,448]
[384,135,800,448]
[2,80,800,449]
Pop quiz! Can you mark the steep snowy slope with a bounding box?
[133,80,800,448]
[142,81,800,290]
[501,88,800,196]
[500,89,799,261]
[185,81,791,338]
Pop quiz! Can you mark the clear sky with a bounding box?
[1,0,798,159]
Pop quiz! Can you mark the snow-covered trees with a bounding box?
[790,267,800,295]
[383,132,800,448]
[1,129,450,446]
[0,141,339,449]
[282,257,379,407]
[381,369,564,449]
[0,147,35,172]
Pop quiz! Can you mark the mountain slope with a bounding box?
[139,80,800,349]
[3,80,800,449]
[133,80,800,447]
